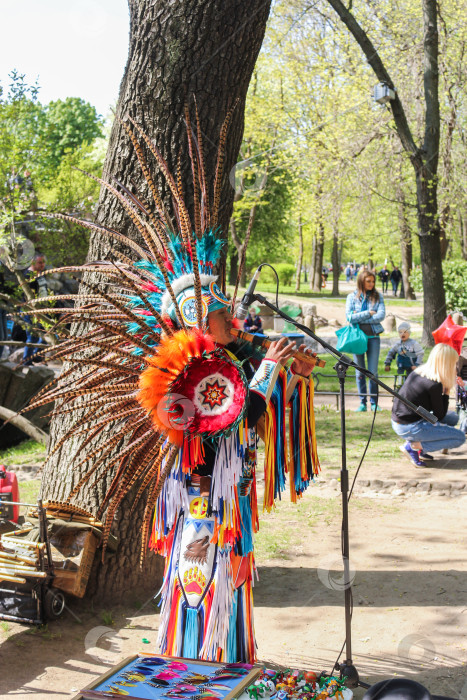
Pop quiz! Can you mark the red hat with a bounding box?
[432,315,466,354]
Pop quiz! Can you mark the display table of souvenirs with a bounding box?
[73,655,353,700]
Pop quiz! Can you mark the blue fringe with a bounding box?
[238,495,254,554]
[182,606,199,659]
[271,377,286,500]
[226,589,238,662]
[290,384,312,496]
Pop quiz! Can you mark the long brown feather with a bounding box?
[121,119,175,242]
[128,118,192,249]
[212,102,237,225]
[184,102,202,239]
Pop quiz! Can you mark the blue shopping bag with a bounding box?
[335,324,368,354]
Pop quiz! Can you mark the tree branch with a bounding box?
[422,0,440,177]
[325,0,421,162]
[0,405,48,445]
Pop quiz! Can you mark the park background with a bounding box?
[0,1,466,698]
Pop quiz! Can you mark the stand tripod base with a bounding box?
[337,661,360,689]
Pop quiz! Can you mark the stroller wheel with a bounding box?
[44,588,65,620]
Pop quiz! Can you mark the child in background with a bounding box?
[384,321,424,381]
[244,307,263,334]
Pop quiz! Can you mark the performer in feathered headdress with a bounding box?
[20,104,320,662]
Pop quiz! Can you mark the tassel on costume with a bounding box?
[263,366,288,511]
[288,376,320,502]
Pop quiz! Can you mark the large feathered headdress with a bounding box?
[19,104,250,556]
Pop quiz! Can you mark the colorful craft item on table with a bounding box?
[149,677,171,686]
[171,683,199,693]
[155,670,183,680]
[121,672,146,682]
[168,662,190,671]
[184,674,210,685]
[432,315,467,354]
[138,656,167,665]
[304,673,317,684]
[245,669,350,700]
[134,665,156,675]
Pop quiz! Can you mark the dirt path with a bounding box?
[1,462,465,699]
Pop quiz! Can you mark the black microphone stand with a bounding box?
[245,292,435,688]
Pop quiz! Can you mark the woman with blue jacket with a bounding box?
[346,270,386,411]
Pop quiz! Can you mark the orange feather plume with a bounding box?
[138,329,216,444]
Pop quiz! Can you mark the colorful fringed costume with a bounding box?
[20,106,320,663]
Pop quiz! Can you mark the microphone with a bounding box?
[235,265,263,320]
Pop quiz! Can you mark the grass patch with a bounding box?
[255,496,341,562]
[0,439,46,467]
[17,479,41,505]
[314,408,400,475]
[311,346,431,394]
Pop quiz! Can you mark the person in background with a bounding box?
[346,270,386,412]
[244,307,263,334]
[390,265,402,296]
[0,266,10,360]
[391,343,465,466]
[23,253,48,366]
[378,264,390,293]
[384,321,424,381]
[345,264,352,283]
[322,266,329,287]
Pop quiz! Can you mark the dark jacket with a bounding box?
[244,314,263,334]
[392,372,448,424]
[390,269,402,283]
[378,269,390,282]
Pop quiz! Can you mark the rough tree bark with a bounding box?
[331,224,340,296]
[396,185,416,300]
[459,213,467,261]
[311,221,324,292]
[325,0,446,344]
[42,0,272,603]
[295,213,303,292]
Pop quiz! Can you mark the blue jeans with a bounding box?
[354,336,380,406]
[0,308,7,359]
[22,316,45,366]
[391,411,465,452]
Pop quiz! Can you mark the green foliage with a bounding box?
[410,267,423,292]
[442,260,467,314]
[0,72,107,274]
[411,261,467,314]
[260,262,296,286]
[40,97,103,172]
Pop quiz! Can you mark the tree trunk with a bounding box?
[295,213,303,292]
[397,191,416,301]
[229,248,239,285]
[416,0,445,343]
[42,0,272,603]
[331,225,340,296]
[309,235,316,290]
[311,222,324,292]
[460,213,467,261]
